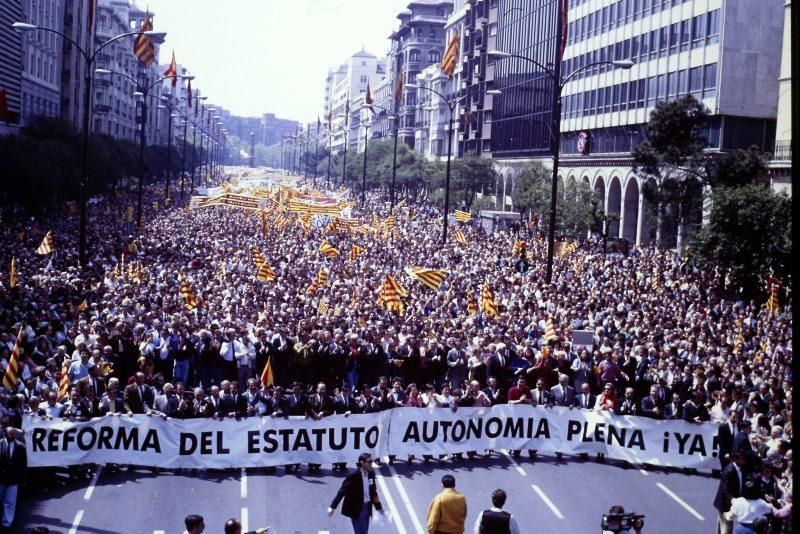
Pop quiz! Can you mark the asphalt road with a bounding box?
[17,453,719,533]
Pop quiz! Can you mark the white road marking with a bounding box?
[69,510,84,534]
[241,507,249,531]
[318,531,331,534]
[531,484,564,519]
[502,450,527,476]
[83,466,102,500]
[153,530,165,534]
[375,472,409,534]
[656,482,705,520]
[639,468,649,476]
[388,465,426,533]
[241,468,248,499]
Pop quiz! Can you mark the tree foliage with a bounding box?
[690,184,792,297]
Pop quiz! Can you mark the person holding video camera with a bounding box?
[601,505,644,534]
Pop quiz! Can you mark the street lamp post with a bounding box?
[362,103,401,210]
[487,48,634,283]
[249,131,255,168]
[405,83,475,244]
[351,117,371,205]
[97,69,189,230]
[313,130,319,187]
[159,91,193,201]
[12,22,167,266]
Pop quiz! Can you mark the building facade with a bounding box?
[0,0,24,134]
[59,0,94,131]
[770,0,791,194]
[20,0,62,126]
[491,0,784,247]
[322,50,385,154]
[390,0,454,148]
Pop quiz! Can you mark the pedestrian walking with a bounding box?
[472,489,520,534]
[328,453,384,534]
[427,474,467,534]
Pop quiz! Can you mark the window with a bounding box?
[706,10,720,44]
[679,19,690,51]
[649,30,659,59]
[678,70,688,94]
[409,50,421,62]
[619,83,628,111]
[667,72,678,96]
[636,78,646,107]
[692,13,706,47]
[657,74,667,99]
[659,26,669,56]
[703,63,717,97]
[612,85,621,111]
[360,75,367,83]
[689,66,703,97]
[428,50,440,63]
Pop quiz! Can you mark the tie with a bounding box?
[139,387,144,400]
[584,395,588,408]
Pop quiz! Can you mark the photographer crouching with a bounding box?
[601,505,644,534]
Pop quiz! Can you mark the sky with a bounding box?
[138,0,410,123]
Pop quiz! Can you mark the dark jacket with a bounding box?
[0,438,27,486]
[713,462,743,512]
[330,468,383,519]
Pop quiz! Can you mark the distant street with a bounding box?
[18,453,717,533]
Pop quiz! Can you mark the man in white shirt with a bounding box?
[473,489,520,534]
[220,329,246,383]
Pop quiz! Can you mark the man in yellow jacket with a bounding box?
[426,474,467,534]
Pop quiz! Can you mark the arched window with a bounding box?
[428,50,440,64]
[409,49,421,63]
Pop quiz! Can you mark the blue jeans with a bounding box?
[0,483,18,527]
[350,502,370,534]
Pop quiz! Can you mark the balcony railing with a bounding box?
[774,140,791,161]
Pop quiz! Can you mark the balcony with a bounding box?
[93,104,111,114]
[774,140,791,161]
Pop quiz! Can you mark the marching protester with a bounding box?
[427,474,467,534]
[472,489,520,534]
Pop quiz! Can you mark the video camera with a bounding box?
[601,507,644,533]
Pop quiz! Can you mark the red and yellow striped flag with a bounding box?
[1,327,23,389]
[441,33,459,77]
[58,357,71,400]
[319,240,340,258]
[406,267,447,291]
[350,245,365,261]
[326,218,339,234]
[544,317,558,342]
[35,231,54,254]
[512,239,527,256]
[454,210,472,223]
[377,275,406,315]
[317,268,329,287]
[481,282,498,317]
[133,13,155,66]
[318,300,329,314]
[252,247,265,268]
[260,357,275,388]
[79,299,89,311]
[257,263,276,282]
[306,278,319,295]
[9,257,17,288]
[260,210,269,235]
[453,230,468,245]
[180,275,197,310]
[467,287,477,316]
[163,50,178,87]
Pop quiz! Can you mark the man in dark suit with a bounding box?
[663,392,683,420]
[0,426,27,528]
[616,387,640,416]
[328,453,384,534]
[123,372,154,415]
[486,345,512,389]
[640,384,664,419]
[307,382,334,471]
[573,382,596,410]
[717,411,739,470]
[220,381,248,418]
[332,385,362,471]
[285,382,309,417]
[713,451,745,534]
[482,376,504,405]
[732,420,758,475]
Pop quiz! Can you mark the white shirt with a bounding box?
[725,497,773,524]
[361,470,371,503]
[473,507,520,534]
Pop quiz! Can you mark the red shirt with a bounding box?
[507,385,531,402]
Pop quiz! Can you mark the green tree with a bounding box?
[450,152,497,209]
[690,184,792,297]
[632,95,709,250]
[511,160,593,238]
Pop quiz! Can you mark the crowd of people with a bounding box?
[0,168,792,532]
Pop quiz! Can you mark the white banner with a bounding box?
[23,406,719,471]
